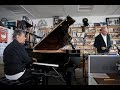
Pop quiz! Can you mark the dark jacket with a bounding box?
[3,39,32,75]
[94,34,112,53]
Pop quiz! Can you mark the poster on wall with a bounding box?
[53,16,59,27]
[106,17,120,26]
[0,28,8,43]
[37,19,48,30]
[7,29,13,44]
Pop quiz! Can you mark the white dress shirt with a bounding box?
[5,70,25,80]
[101,33,107,46]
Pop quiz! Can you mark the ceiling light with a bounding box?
[78,5,94,12]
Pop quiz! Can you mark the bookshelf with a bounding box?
[36,25,120,55]
[108,26,120,54]
[64,25,120,55]
[25,26,53,49]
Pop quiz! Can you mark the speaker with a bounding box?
[82,18,89,26]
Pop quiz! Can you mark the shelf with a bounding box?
[26,31,42,38]
[65,26,120,51]
[116,44,120,45]
[70,26,120,29]
[110,49,118,50]
[25,41,37,44]
[80,49,94,50]
[70,27,82,28]
[86,33,95,35]
[94,26,102,28]
[111,38,120,40]
[17,20,33,28]
[108,26,120,28]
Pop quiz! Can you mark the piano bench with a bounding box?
[0,76,33,86]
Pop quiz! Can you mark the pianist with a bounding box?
[3,29,35,81]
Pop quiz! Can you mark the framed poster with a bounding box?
[72,31,77,37]
[0,28,8,43]
[106,17,120,26]
[53,16,59,27]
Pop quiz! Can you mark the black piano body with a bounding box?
[30,16,81,85]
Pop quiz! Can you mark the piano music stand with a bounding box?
[32,62,66,85]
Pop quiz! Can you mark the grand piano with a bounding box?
[30,16,81,85]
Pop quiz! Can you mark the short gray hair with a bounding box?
[13,29,26,39]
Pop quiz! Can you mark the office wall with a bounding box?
[32,15,120,28]
[8,15,120,36]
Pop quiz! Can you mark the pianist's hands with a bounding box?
[32,58,37,62]
[101,47,106,50]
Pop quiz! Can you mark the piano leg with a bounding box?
[63,66,76,85]
[31,66,49,85]
[52,67,66,83]
[32,64,67,85]
[42,68,48,85]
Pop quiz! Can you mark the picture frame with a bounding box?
[106,17,120,26]
[53,16,59,27]
[72,31,77,37]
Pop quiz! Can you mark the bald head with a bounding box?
[100,27,108,36]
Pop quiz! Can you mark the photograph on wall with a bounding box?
[72,31,77,37]
[110,33,120,39]
[0,28,8,43]
[106,17,120,26]
[53,16,59,27]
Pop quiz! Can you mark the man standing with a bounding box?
[94,27,112,54]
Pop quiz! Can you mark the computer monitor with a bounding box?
[88,55,120,73]
[7,22,16,26]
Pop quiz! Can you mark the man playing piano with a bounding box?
[3,29,36,82]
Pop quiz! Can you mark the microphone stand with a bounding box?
[81,26,87,83]
[82,36,87,83]
[114,44,120,55]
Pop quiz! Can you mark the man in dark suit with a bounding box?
[3,29,35,81]
[94,27,112,54]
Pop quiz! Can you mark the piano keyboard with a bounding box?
[33,62,59,67]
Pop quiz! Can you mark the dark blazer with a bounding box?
[94,34,112,53]
[3,39,32,75]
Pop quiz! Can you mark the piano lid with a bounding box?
[33,16,75,50]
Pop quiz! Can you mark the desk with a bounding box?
[88,55,120,85]
[89,73,120,85]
